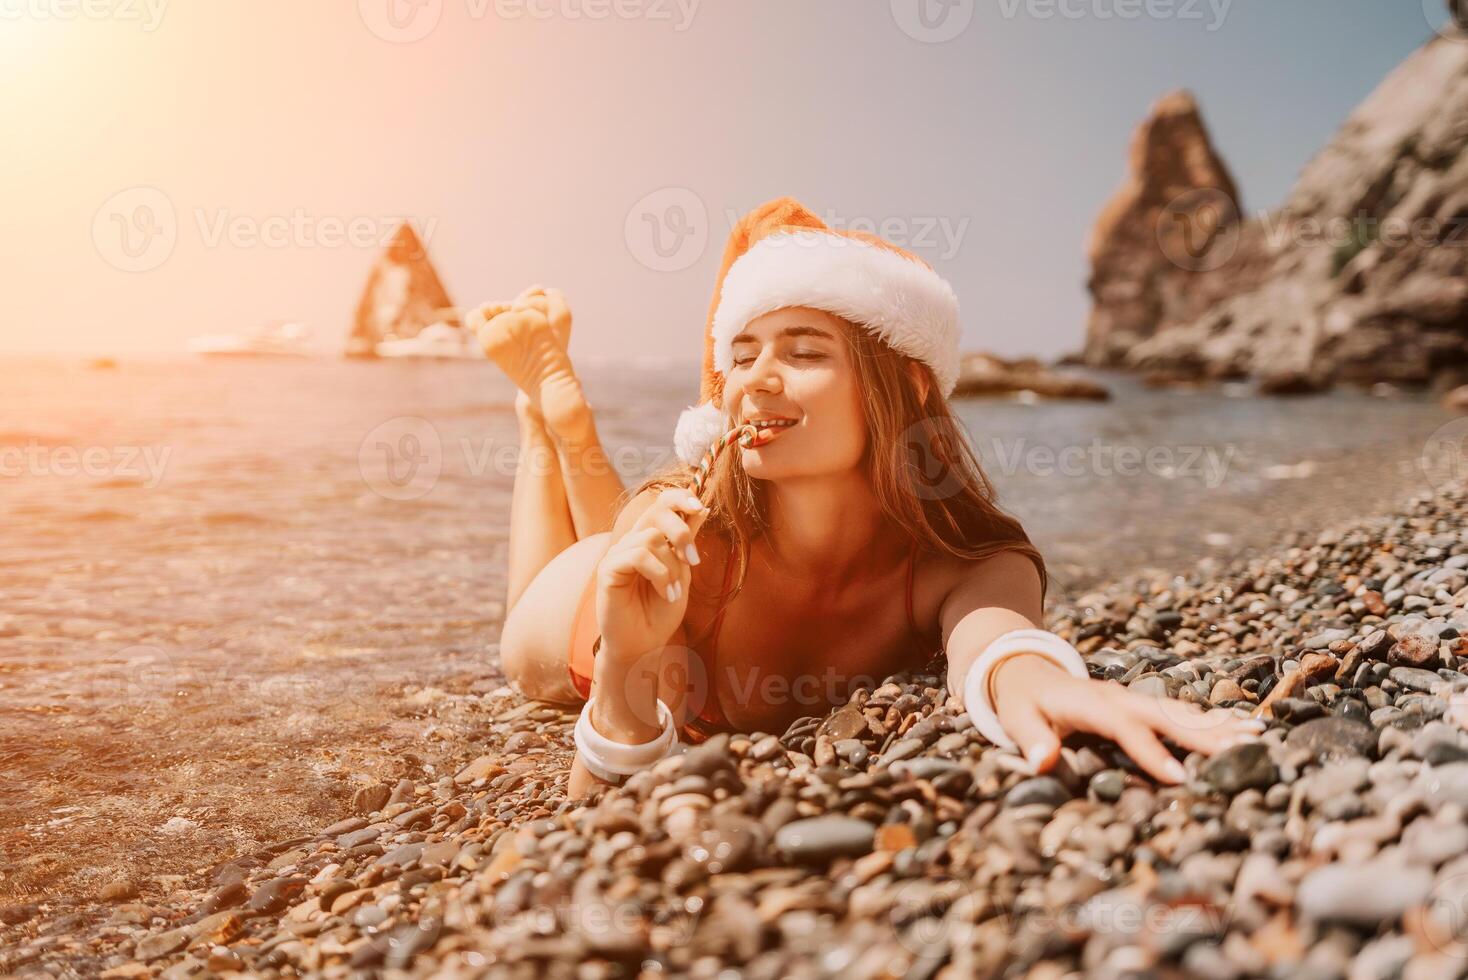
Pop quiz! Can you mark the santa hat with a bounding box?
[673,197,962,466]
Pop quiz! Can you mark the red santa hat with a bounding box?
[674,196,962,466]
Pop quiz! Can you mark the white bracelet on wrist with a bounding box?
[961,628,1090,751]
[574,696,679,784]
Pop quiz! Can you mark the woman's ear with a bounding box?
[906,360,932,404]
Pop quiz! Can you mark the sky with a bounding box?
[0,0,1446,362]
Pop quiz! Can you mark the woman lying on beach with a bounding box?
[477,197,1264,800]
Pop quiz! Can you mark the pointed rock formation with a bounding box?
[1084,91,1244,367]
[1086,34,1468,393]
[347,223,456,358]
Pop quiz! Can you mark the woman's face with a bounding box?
[722,306,867,480]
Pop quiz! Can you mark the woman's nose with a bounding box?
[748,352,783,393]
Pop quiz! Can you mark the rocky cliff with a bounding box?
[346,223,456,358]
[1084,33,1468,393]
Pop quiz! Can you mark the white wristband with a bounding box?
[961,628,1090,751]
[574,696,678,783]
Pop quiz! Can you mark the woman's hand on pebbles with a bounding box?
[991,654,1267,784]
[596,488,710,662]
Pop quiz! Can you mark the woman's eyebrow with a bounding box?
[731,325,834,345]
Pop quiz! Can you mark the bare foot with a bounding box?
[476,301,591,444]
[511,285,572,350]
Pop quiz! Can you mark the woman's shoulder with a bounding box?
[912,544,1044,613]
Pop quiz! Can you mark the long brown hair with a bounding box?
[627,318,1049,620]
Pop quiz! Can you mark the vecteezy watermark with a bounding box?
[719,207,971,262]
[0,440,172,488]
[359,416,444,501]
[355,418,685,502]
[624,190,973,274]
[193,209,431,251]
[86,645,191,704]
[625,187,709,273]
[1420,416,1468,497]
[996,0,1232,30]
[1157,188,1242,273]
[356,0,699,43]
[982,436,1237,489]
[483,896,701,947]
[0,0,168,31]
[890,0,975,43]
[92,185,437,272]
[1155,192,1468,274]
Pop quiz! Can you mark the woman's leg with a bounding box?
[505,392,577,615]
[478,288,628,700]
[477,291,625,542]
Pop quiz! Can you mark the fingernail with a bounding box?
[666,584,677,603]
[685,544,700,566]
[1025,743,1048,769]
[1165,759,1187,782]
[687,496,705,511]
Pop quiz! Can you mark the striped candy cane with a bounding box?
[690,423,765,498]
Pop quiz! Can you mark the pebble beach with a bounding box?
[8,423,1468,976]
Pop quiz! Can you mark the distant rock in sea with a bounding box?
[1084,90,1245,369]
[346,223,456,358]
[1083,33,1468,394]
[952,352,1109,401]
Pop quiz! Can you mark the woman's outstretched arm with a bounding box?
[939,551,1265,784]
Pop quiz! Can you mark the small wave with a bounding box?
[78,508,130,522]
[0,431,72,448]
[201,510,274,526]
[1261,461,1318,480]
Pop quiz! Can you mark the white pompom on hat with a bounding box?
[674,196,961,466]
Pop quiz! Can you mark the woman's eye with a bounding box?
[731,355,755,367]
[791,350,825,361]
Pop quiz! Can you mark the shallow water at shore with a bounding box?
[0,355,1456,902]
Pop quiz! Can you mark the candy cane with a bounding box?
[690,423,768,499]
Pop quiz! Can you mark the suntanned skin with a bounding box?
[481,291,1265,800]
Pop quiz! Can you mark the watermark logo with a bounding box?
[92,187,436,272]
[625,187,708,273]
[890,0,974,42]
[996,0,1231,30]
[1422,871,1468,956]
[982,435,1237,489]
[1157,188,1241,273]
[889,880,982,956]
[0,440,172,487]
[1,0,169,31]
[93,186,177,273]
[719,206,970,262]
[490,0,699,29]
[358,416,443,501]
[1420,416,1468,496]
[897,418,969,502]
[358,0,443,43]
[87,645,190,704]
[1424,0,1468,42]
[605,643,710,731]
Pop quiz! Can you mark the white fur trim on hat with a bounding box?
[711,230,961,395]
[674,401,726,467]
